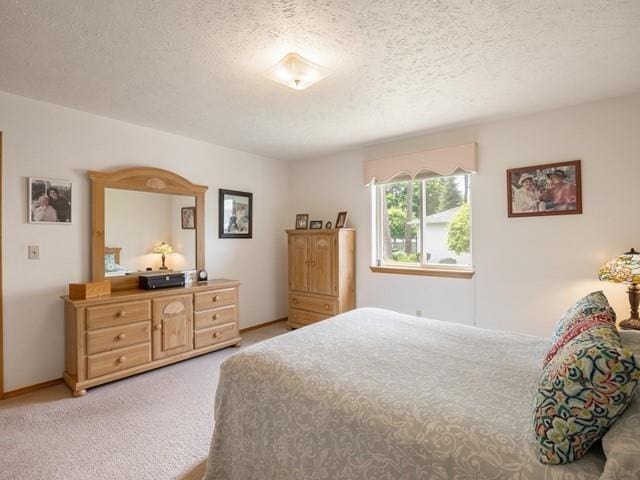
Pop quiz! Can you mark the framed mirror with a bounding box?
[89,167,207,291]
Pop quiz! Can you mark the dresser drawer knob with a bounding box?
[292,298,298,304]
[213,331,221,338]
[212,295,220,302]
[213,313,220,320]
[117,333,126,340]
[324,304,329,310]
[116,310,126,318]
[118,356,127,363]
[154,324,161,331]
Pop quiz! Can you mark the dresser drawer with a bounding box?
[289,294,338,315]
[194,305,236,330]
[86,300,151,330]
[194,288,236,311]
[86,343,151,379]
[288,308,331,327]
[194,322,238,349]
[86,321,151,355]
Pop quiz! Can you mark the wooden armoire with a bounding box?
[286,229,355,328]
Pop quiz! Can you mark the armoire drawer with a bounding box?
[289,294,338,315]
[288,308,331,326]
[194,288,236,311]
[86,343,151,379]
[86,300,151,330]
[194,322,238,349]
[86,320,151,355]
[194,305,236,330]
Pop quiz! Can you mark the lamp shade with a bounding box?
[152,242,173,255]
[599,248,640,284]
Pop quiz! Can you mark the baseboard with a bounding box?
[240,317,287,334]
[2,318,287,400]
[3,378,64,399]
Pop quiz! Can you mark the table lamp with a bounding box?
[152,242,173,270]
[599,248,640,329]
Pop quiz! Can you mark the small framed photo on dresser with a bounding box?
[309,220,323,229]
[335,211,348,228]
[295,214,309,229]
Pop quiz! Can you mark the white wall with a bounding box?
[0,91,289,391]
[170,195,197,272]
[105,189,196,272]
[106,189,171,272]
[289,93,640,337]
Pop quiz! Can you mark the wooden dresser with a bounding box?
[63,279,240,396]
[287,229,355,328]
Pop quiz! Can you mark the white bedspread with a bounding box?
[204,308,605,480]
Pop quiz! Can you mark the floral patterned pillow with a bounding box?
[104,253,117,273]
[550,291,616,345]
[600,331,640,479]
[543,311,614,367]
[533,324,640,465]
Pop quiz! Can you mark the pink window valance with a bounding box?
[363,142,477,185]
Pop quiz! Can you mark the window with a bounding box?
[372,174,472,274]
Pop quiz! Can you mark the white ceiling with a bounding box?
[1,1,639,161]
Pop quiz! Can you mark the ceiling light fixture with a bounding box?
[264,52,331,90]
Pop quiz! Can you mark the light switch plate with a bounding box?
[28,245,40,260]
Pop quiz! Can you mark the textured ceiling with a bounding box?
[1,1,639,161]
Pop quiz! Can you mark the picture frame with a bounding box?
[181,206,196,229]
[507,160,582,218]
[28,177,72,224]
[219,189,253,238]
[335,211,348,228]
[309,220,323,229]
[295,214,309,229]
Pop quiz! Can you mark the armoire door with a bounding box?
[152,294,193,360]
[308,234,336,296]
[288,235,309,292]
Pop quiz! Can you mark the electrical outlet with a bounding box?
[28,245,40,260]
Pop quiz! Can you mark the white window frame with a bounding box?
[370,175,474,279]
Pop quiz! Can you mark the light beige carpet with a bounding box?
[0,321,288,480]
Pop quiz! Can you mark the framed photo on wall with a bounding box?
[28,177,72,224]
[219,189,252,238]
[507,160,582,218]
[181,206,196,229]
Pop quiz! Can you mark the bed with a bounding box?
[203,308,606,480]
[104,246,133,277]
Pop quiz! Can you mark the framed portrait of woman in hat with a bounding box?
[507,160,582,218]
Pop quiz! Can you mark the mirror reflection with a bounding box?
[104,188,196,277]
